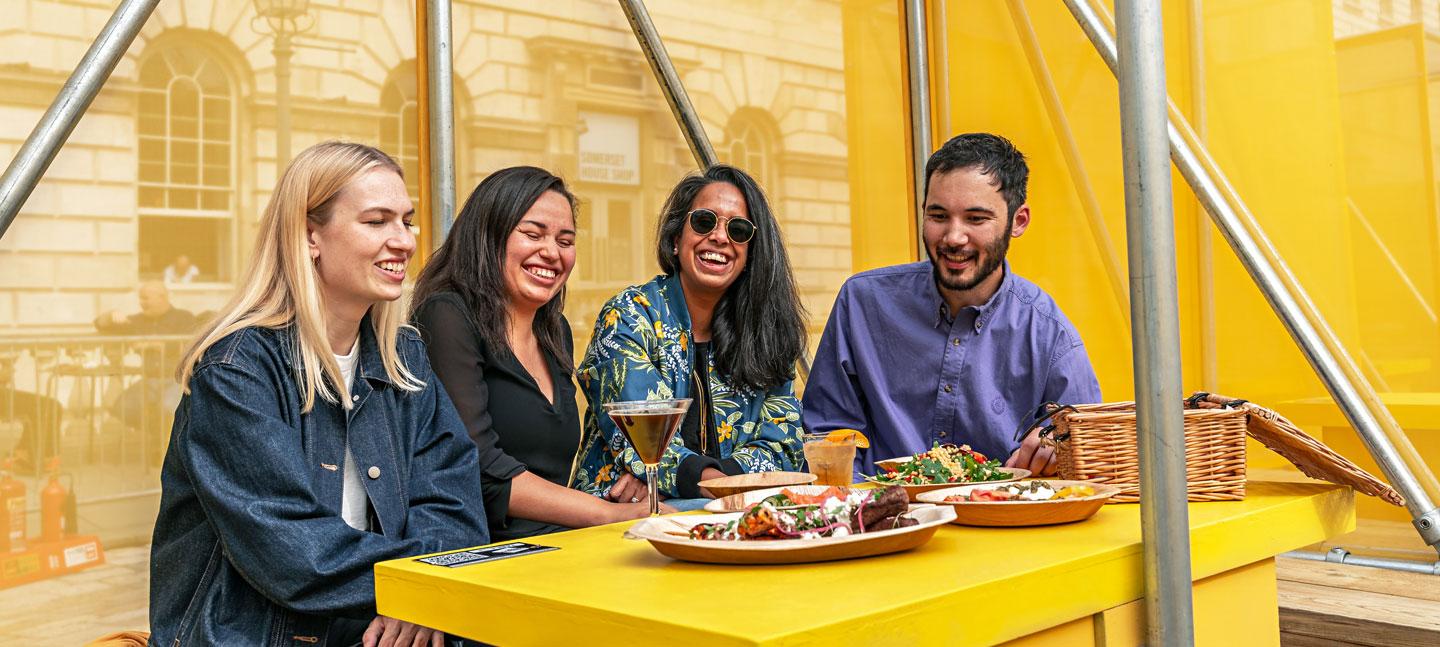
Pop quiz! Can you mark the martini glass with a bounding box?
[603,398,692,516]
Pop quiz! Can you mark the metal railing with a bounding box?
[1,334,187,484]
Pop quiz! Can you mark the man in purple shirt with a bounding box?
[804,133,1101,476]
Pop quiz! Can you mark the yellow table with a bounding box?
[375,482,1353,646]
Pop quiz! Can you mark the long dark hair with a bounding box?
[656,164,806,392]
[413,166,577,372]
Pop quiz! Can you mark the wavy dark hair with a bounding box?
[655,164,807,392]
[412,166,577,372]
[924,132,1029,219]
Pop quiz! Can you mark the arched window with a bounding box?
[137,44,236,282]
[138,48,233,212]
[380,63,421,201]
[724,111,778,194]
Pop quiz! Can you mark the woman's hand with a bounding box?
[606,471,649,503]
[362,615,445,647]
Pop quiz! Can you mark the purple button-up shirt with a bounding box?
[804,261,1102,472]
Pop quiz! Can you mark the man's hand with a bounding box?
[1004,426,1058,476]
[606,471,649,503]
[362,616,444,647]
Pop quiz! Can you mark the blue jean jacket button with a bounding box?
[367,466,380,479]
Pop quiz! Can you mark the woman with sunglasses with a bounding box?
[412,167,665,542]
[573,165,808,506]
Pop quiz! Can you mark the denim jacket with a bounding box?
[149,321,489,646]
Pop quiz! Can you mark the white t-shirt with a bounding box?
[335,339,369,531]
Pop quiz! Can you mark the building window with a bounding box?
[137,46,235,282]
[380,63,421,201]
[725,113,776,193]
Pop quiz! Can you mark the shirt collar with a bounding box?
[931,260,1012,329]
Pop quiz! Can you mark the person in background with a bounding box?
[150,142,487,646]
[95,281,196,336]
[163,254,200,284]
[95,281,198,462]
[803,133,1102,477]
[572,164,808,507]
[413,166,664,542]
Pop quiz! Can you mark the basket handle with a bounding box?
[1013,401,1077,444]
[1185,391,1249,410]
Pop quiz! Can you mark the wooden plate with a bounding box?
[624,505,955,565]
[915,480,1121,527]
[698,471,818,498]
[703,484,852,513]
[862,467,1031,502]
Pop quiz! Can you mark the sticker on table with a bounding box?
[415,542,559,568]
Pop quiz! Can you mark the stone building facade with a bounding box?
[0,0,853,349]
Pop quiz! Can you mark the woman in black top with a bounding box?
[412,166,659,541]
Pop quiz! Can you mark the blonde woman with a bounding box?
[149,142,486,647]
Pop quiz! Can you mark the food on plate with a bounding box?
[687,485,916,541]
[870,443,1008,485]
[943,481,1098,502]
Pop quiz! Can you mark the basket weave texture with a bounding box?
[1188,393,1404,507]
[1050,401,1249,503]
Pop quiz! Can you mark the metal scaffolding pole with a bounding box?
[619,0,717,169]
[903,0,932,260]
[0,0,159,241]
[1115,1,1196,643]
[426,0,457,239]
[1062,0,1440,555]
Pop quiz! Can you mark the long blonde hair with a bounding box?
[177,141,423,412]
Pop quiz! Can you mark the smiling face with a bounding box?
[501,190,577,313]
[922,166,1029,308]
[675,181,751,302]
[307,167,416,322]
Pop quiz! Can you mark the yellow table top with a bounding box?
[375,482,1354,646]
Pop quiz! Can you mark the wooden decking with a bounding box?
[1278,556,1440,646]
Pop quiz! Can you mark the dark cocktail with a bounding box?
[603,398,692,516]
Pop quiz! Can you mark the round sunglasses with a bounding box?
[687,208,756,244]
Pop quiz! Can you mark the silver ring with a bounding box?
[630,496,639,503]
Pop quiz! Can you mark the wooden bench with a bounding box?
[1278,556,1440,646]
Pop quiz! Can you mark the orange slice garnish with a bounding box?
[825,429,870,448]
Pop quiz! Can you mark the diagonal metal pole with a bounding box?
[1116,1,1196,643]
[619,0,716,169]
[1006,0,1130,322]
[425,0,457,240]
[0,0,159,241]
[1063,0,1440,555]
[903,0,932,261]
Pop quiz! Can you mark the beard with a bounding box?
[927,225,1012,294]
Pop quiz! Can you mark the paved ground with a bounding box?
[0,545,150,645]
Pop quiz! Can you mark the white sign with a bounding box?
[578,112,640,186]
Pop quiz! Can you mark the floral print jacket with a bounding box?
[573,273,805,499]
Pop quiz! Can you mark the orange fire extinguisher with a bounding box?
[41,457,69,543]
[0,458,25,553]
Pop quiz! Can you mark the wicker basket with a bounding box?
[1044,401,1249,503]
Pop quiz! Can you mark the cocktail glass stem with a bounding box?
[644,463,661,516]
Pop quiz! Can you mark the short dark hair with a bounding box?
[412,166,578,373]
[655,164,807,392]
[923,133,1028,217]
